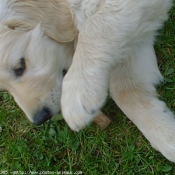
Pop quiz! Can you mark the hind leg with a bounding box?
[110,42,175,162]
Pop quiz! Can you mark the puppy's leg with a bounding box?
[110,43,175,162]
[61,0,172,131]
[60,14,117,130]
[61,11,135,131]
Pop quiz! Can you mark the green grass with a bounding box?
[0,6,175,175]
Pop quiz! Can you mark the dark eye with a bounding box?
[13,58,26,77]
[62,69,67,77]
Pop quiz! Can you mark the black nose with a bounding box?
[33,107,52,125]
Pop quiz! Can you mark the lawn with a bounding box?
[0,5,175,175]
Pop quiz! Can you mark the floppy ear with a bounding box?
[3,0,78,43]
[42,0,78,42]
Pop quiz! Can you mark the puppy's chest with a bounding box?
[68,0,104,31]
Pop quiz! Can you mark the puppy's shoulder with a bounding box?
[68,0,104,31]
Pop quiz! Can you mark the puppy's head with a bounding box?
[0,0,77,125]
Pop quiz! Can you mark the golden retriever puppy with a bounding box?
[0,0,174,161]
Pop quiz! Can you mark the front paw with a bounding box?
[61,72,107,131]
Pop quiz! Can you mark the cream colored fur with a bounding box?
[0,0,174,162]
